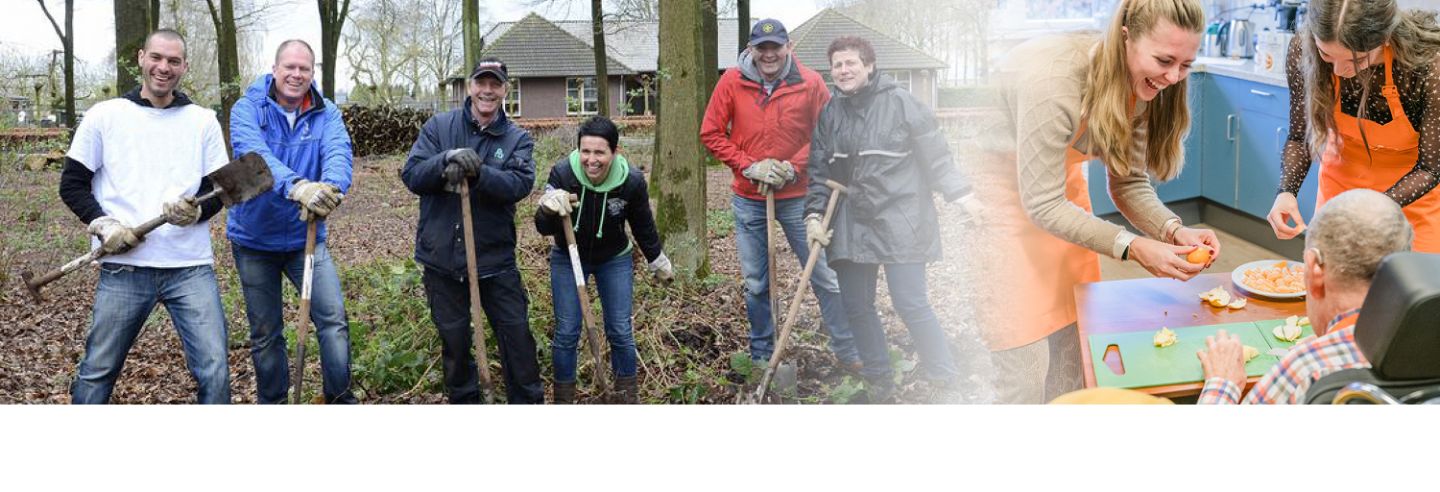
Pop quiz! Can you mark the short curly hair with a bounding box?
[1306,189,1413,287]
[826,36,876,67]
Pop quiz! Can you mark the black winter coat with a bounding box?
[806,75,972,264]
[533,156,663,265]
[402,103,535,279]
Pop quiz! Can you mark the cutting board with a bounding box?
[1089,322,1282,389]
[1252,318,1319,352]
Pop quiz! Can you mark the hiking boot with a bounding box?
[553,381,576,404]
[614,375,639,404]
[864,376,897,404]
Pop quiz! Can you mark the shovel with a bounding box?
[458,183,498,404]
[22,152,273,301]
[751,179,848,403]
[559,212,611,399]
[290,218,320,404]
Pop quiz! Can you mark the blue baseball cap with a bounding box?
[748,18,789,47]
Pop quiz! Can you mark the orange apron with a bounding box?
[980,122,1103,351]
[1317,45,1440,253]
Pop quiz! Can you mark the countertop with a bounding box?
[1193,56,1288,88]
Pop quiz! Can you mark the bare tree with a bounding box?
[36,0,74,128]
[591,0,610,117]
[344,0,419,104]
[736,0,748,54]
[204,0,238,150]
[653,0,709,278]
[318,0,351,99]
[114,0,154,93]
[414,0,464,93]
[463,0,480,73]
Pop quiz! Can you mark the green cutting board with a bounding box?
[1252,318,1319,354]
[1089,322,1281,389]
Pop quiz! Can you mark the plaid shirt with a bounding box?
[1199,309,1368,404]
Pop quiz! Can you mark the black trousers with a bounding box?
[422,266,544,404]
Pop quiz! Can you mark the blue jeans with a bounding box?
[831,261,959,384]
[549,249,638,383]
[232,242,355,404]
[72,264,230,404]
[732,195,857,363]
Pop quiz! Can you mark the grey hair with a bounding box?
[1306,189,1413,286]
[274,39,315,67]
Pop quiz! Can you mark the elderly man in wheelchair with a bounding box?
[1195,189,1440,405]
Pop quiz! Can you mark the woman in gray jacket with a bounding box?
[806,36,980,401]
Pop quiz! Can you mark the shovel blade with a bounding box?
[208,152,274,206]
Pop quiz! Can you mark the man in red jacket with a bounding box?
[701,19,858,369]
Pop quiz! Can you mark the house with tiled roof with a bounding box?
[445,9,948,118]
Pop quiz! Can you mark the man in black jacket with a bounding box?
[401,58,543,404]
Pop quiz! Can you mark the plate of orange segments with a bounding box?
[1232,260,1306,299]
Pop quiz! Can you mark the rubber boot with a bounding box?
[614,375,639,404]
[553,381,576,404]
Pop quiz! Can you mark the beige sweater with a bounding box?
[987,34,1181,258]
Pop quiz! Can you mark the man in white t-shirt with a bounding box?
[58,29,233,404]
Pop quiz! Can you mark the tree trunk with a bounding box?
[592,0,610,117]
[463,0,479,74]
[700,0,717,106]
[652,0,708,278]
[113,0,151,95]
[736,0,749,55]
[149,0,159,30]
[318,0,351,100]
[206,0,238,152]
[62,0,73,128]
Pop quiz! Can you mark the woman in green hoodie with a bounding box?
[535,116,672,403]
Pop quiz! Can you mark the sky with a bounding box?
[1,0,823,93]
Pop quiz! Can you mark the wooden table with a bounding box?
[1075,272,1307,399]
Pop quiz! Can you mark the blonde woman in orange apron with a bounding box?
[1267,0,1440,253]
[978,0,1220,403]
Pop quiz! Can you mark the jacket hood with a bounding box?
[569,150,629,193]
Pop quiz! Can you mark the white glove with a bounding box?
[87,216,140,255]
[289,180,343,221]
[804,213,831,247]
[953,193,984,227]
[742,159,787,194]
[162,196,201,227]
[539,188,576,216]
[648,252,675,283]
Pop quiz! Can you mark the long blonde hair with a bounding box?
[1082,0,1203,181]
[1302,0,1440,158]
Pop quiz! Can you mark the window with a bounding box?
[566,77,599,115]
[1023,0,1118,20]
[883,70,912,93]
[505,78,522,117]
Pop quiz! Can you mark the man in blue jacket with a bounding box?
[402,58,544,404]
[227,39,356,404]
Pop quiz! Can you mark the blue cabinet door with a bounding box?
[1236,109,1288,218]
[1087,159,1118,216]
[1201,74,1239,207]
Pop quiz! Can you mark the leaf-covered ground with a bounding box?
[0,124,996,404]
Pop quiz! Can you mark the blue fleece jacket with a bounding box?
[226,74,354,252]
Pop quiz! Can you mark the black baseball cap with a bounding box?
[748,19,788,47]
[470,57,508,83]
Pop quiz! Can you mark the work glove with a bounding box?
[443,148,482,185]
[773,160,798,185]
[289,180,343,221]
[538,188,577,216]
[87,216,140,255]
[648,252,675,283]
[742,159,788,195]
[952,193,984,227]
[162,196,201,227]
[804,213,831,247]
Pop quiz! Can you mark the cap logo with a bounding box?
[762,23,774,33]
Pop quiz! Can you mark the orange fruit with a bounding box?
[1186,247,1212,264]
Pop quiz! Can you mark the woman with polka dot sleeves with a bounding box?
[1267,0,1440,252]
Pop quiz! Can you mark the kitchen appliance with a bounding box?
[1202,20,1224,57]
[1218,18,1256,59]
[1274,0,1305,33]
